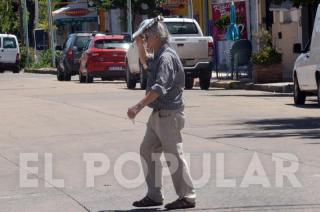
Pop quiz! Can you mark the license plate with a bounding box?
[109,66,123,71]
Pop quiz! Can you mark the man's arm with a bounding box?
[127,91,159,119]
[136,36,148,70]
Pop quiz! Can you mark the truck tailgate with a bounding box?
[170,37,211,61]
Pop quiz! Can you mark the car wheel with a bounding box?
[86,74,93,83]
[126,61,136,89]
[57,68,64,81]
[294,76,306,105]
[79,72,86,83]
[185,77,194,90]
[199,69,212,90]
[12,65,20,74]
[140,64,147,90]
[64,73,71,81]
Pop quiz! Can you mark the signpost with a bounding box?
[127,0,132,36]
[188,0,193,18]
[23,0,29,67]
[47,0,55,67]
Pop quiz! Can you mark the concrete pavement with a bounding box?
[0,72,319,211]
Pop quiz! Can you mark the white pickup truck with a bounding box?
[125,17,213,90]
[293,4,320,105]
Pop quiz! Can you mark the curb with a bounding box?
[24,68,57,75]
[195,80,293,93]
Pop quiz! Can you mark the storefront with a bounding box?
[52,2,98,46]
[210,0,251,70]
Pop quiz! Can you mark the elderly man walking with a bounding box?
[127,19,196,210]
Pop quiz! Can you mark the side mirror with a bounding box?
[55,45,63,51]
[293,43,302,54]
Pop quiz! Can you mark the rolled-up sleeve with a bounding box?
[151,58,175,96]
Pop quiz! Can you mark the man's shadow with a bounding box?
[98,208,164,212]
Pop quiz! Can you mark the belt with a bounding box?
[152,107,184,113]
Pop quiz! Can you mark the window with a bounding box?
[95,39,129,49]
[0,38,2,48]
[3,37,17,49]
[65,36,73,49]
[83,39,92,50]
[74,36,91,50]
[165,22,198,34]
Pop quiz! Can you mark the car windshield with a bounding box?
[75,36,91,50]
[3,37,17,48]
[95,39,129,49]
[165,22,198,34]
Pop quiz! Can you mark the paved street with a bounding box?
[0,72,320,212]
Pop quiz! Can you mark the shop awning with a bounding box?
[269,1,293,11]
[53,2,98,25]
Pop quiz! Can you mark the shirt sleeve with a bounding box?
[151,58,175,96]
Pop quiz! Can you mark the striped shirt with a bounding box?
[146,43,185,110]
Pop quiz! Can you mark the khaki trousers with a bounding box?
[140,108,196,203]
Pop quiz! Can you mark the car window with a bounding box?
[74,36,91,50]
[83,39,92,50]
[65,36,73,49]
[3,37,17,49]
[95,39,129,49]
[165,22,198,34]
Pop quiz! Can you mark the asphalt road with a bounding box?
[0,72,320,212]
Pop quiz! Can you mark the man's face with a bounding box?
[144,31,160,52]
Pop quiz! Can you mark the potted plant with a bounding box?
[251,29,283,83]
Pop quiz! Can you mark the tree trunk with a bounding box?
[19,0,24,44]
[27,0,35,47]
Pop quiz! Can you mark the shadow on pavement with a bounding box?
[287,103,320,109]
[209,117,320,140]
[205,93,292,98]
[98,208,163,212]
[97,203,320,211]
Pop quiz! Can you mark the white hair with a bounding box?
[146,21,170,44]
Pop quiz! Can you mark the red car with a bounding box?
[79,34,130,83]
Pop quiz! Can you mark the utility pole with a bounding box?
[127,0,132,35]
[47,0,55,67]
[23,0,30,67]
[34,0,39,27]
[188,0,193,19]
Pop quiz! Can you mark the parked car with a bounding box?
[79,34,130,83]
[125,17,213,90]
[293,4,320,105]
[56,33,93,81]
[0,34,20,73]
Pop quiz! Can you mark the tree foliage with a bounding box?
[0,0,19,34]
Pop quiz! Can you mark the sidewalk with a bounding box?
[195,72,293,93]
[205,80,293,93]
[24,67,294,93]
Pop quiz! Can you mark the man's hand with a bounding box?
[136,35,148,67]
[135,35,144,48]
[127,91,160,120]
[127,103,144,120]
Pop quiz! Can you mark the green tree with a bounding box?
[0,0,20,34]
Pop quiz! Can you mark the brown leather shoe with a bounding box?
[132,196,163,207]
[165,198,196,210]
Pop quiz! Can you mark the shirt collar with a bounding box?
[154,43,169,59]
